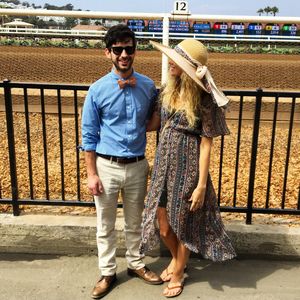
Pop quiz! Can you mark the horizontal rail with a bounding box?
[1,27,300,43]
[220,207,300,215]
[0,81,90,90]
[0,198,123,208]
[1,82,299,96]
[1,8,300,23]
[0,198,299,214]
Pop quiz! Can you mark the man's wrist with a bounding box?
[87,172,98,177]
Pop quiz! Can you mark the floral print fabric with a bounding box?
[140,92,236,261]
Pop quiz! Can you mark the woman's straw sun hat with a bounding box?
[150,39,229,107]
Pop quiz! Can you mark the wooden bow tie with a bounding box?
[117,76,136,89]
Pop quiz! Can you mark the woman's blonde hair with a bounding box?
[161,72,202,127]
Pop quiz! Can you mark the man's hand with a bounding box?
[87,174,104,196]
[85,151,103,195]
[189,186,206,212]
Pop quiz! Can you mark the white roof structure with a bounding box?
[3,19,34,28]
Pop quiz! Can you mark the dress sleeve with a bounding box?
[199,92,230,138]
[147,85,159,120]
[156,85,166,114]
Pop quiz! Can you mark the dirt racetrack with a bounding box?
[0,46,299,223]
[1,46,300,91]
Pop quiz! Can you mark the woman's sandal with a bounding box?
[160,268,173,282]
[163,281,184,298]
[161,266,187,282]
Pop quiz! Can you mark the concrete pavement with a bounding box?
[1,254,300,300]
[1,214,300,259]
[1,213,300,300]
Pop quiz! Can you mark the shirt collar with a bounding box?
[110,69,136,81]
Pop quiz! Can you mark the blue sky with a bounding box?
[28,0,300,17]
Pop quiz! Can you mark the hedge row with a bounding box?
[0,38,103,48]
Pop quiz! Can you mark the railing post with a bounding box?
[246,88,262,224]
[3,79,20,216]
[161,14,170,85]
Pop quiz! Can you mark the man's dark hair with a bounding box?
[104,24,136,49]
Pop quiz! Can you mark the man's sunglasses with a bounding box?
[110,46,135,55]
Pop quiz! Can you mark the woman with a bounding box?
[140,39,236,298]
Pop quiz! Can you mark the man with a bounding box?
[81,24,162,299]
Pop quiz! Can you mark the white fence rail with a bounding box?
[1,8,300,23]
[1,27,300,43]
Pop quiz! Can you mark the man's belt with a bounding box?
[97,153,145,164]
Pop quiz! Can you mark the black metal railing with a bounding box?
[0,80,92,216]
[0,80,299,224]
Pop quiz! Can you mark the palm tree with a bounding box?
[271,6,279,16]
[264,6,272,15]
[257,8,264,16]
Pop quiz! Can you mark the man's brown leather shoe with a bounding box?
[127,266,163,285]
[91,274,117,299]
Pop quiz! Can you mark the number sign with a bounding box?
[173,1,190,15]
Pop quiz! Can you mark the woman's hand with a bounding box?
[189,186,206,212]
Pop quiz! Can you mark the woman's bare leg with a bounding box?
[157,207,179,279]
[163,242,190,297]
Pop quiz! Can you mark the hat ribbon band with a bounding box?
[175,45,229,107]
[174,45,199,68]
[175,45,207,79]
[195,65,207,80]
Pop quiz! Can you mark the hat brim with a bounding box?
[150,41,207,92]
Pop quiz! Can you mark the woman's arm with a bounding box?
[146,111,161,132]
[189,136,213,212]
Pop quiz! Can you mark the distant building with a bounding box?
[103,20,122,28]
[2,18,34,28]
[37,15,66,24]
[71,24,107,31]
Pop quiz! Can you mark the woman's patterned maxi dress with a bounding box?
[140,92,236,261]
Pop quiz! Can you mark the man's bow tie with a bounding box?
[117,76,136,89]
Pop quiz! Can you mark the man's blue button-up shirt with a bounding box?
[81,70,157,157]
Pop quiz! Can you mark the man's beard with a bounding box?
[112,58,133,73]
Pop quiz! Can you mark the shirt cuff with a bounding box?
[81,143,97,151]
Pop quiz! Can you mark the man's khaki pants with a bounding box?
[94,156,149,276]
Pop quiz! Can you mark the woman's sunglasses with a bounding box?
[110,46,135,56]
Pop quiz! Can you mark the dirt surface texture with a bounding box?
[1,46,300,91]
[0,46,299,225]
